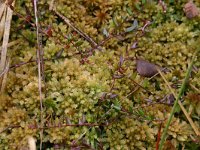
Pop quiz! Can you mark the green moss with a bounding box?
[1,0,200,149]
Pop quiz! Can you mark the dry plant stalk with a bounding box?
[0,39,21,51]
[0,2,6,41]
[33,0,44,149]
[189,83,200,93]
[0,0,15,92]
[28,136,36,150]
[0,59,9,92]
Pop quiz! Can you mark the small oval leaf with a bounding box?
[136,59,159,77]
[113,74,125,79]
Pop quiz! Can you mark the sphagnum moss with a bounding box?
[1,0,200,149]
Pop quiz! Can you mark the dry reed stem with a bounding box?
[0,3,13,70]
[33,0,44,149]
[0,39,21,51]
[0,58,9,92]
[0,2,5,17]
[0,59,9,77]
[0,0,14,92]
[189,83,200,93]
[0,3,6,41]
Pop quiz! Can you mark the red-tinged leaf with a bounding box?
[136,59,159,77]
[160,94,175,105]
[46,27,53,37]
[116,35,124,40]
[163,141,176,150]
[167,94,175,105]
[156,123,162,150]
[100,92,107,100]
[109,93,118,99]
[131,42,138,49]
[118,67,126,74]
[119,55,124,67]
[113,74,125,79]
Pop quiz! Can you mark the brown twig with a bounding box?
[51,8,98,47]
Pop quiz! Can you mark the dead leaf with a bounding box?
[183,1,199,19]
[136,59,159,77]
[119,55,124,67]
[160,94,175,105]
[113,74,125,79]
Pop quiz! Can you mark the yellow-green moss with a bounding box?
[1,0,200,149]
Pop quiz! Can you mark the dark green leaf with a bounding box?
[129,106,133,112]
[155,79,161,90]
[142,0,146,4]
[126,7,133,15]
[138,108,145,116]
[44,99,57,110]
[135,4,141,11]
[112,17,119,27]
[75,40,84,47]
[143,79,150,88]
[113,105,121,111]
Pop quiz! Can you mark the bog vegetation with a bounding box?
[0,0,200,149]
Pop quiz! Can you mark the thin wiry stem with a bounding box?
[52,8,98,47]
[158,49,199,150]
[33,0,44,149]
